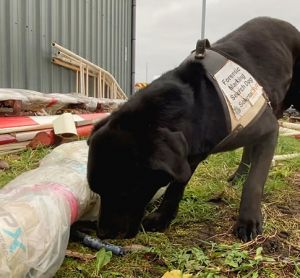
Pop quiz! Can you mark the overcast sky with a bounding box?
[135,0,300,82]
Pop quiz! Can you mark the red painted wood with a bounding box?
[0,116,37,128]
[294,134,300,140]
[0,113,109,129]
[28,130,55,148]
[0,134,17,145]
[79,113,109,121]
[76,125,93,137]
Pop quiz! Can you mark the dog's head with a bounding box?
[87,81,193,239]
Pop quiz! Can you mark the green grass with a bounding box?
[0,147,51,188]
[1,136,300,277]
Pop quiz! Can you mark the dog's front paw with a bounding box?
[234,213,262,242]
[142,212,172,232]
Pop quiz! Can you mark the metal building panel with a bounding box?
[0,0,133,95]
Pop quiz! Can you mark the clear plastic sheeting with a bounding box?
[0,141,100,277]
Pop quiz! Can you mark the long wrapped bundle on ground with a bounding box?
[0,89,126,116]
[0,141,100,277]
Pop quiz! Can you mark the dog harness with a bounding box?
[186,39,271,151]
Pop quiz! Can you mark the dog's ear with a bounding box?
[87,116,110,145]
[149,128,191,183]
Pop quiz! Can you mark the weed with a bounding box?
[95,249,112,276]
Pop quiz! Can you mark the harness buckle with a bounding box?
[195,39,211,59]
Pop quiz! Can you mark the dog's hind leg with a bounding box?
[228,145,253,185]
[234,118,278,242]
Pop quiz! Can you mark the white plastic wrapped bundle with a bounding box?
[0,88,126,115]
[0,141,100,277]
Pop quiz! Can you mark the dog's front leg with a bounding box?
[142,181,186,232]
[235,127,278,242]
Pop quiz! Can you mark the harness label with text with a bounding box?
[214,60,264,120]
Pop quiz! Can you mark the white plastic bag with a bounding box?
[0,141,100,277]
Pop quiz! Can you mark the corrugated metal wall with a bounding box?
[0,0,133,95]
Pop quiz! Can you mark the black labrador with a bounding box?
[87,17,300,241]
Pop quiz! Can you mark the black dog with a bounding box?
[87,17,300,241]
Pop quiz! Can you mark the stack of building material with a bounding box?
[0,113,109,155]
[279,121,300,140]
[0,89,126,116]
[272,153,300,166]
[0,84,127,154]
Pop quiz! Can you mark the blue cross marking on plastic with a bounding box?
[3,227,26,253]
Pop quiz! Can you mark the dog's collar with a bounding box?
[185,39,270,151]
